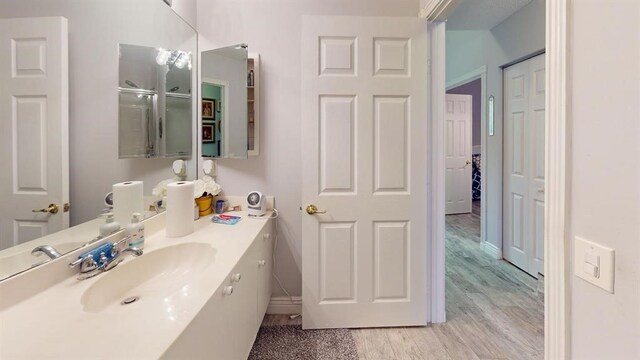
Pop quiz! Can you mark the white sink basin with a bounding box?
[80,243,216,313]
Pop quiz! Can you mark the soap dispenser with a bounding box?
[125,213,145,250]
[99,213,120,238]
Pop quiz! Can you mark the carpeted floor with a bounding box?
[248,325,359,360]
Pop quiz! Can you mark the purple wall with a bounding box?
[447,78,481,150]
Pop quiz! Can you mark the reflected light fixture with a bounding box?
[156,49,192,69]
[156,48,170,65]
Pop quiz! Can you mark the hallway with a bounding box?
[257,208,544,359]
[443,208,544,359]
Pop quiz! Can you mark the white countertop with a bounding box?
[0,211,272,359]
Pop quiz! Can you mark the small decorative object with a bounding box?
[216,98,221,112]
[152,179,173,201]
[211,214,241,225]
[195,194,213,216]
[247,70,254,87]
[202,159,215,177]
[193,174,223,216]
[172,159,187,181]
[215,199,226,214]
[202,125,214,143]
[193,176,222,199]
[246,191,266,217]
[202,98,215,119]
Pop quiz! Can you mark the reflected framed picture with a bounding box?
[202,98,215,120]
[202,124,214,143]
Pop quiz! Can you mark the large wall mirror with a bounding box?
[201,44,248,159]
[0,0,197,280]
[118,44,192,158]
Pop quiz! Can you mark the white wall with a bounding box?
[169,0,197,30]
[445,0,545,249]
[196,0,419,297]
[0,0,198,226]
[570,1,640,358]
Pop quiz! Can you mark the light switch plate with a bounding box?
[574,236,615,293]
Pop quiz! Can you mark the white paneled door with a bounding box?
[503,54,545,277]
[444,94,472,215]
[301,16,428,329]
[0,17,69,250]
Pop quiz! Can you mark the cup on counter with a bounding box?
[215,199,226,214]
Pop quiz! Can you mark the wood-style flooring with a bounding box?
[262,207,544,359]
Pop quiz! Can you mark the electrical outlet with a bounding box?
[574,236,615,293]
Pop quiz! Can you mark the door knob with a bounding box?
[305,204,327,215]
[464,160,472,167]
[32,204,59,214]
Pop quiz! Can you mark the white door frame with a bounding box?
[446,66,488,244]
[423,1,570,359]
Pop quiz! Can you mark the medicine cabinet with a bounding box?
[200,44,248,159]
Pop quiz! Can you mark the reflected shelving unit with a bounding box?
[247,53,260,156]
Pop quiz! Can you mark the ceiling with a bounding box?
[446,0,533,31]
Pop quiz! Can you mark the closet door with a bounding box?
[503,54,545,277]
[528,55,545,276]
[503,61,530,273]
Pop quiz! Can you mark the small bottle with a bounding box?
[99,213,120,238]
[248,70,254,87]
[126,213,145,250]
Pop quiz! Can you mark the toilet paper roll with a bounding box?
[166,181,195,238]
[112,181,144,226]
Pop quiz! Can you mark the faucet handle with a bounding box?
[69,257,83,268]
[69,254,89,268]
[81,256,97,272]
[99,252,109,266]
[69,254,96,271]
[113,236,131,250]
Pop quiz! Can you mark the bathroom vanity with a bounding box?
[0,211,273,360]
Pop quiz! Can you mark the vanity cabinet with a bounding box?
[256,223,273,326]
[208,250,259,360]
[162,220,272,360]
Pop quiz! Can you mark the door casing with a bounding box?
[423,1,570,359]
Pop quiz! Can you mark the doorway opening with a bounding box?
[440,0,546,358]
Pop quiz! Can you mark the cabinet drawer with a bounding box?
[256,224,273,326]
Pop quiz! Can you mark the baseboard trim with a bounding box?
[480,241,502,259]
[266,296,302,315]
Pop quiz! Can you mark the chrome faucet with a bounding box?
[69,237,142,280]
[31,245,62,259]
